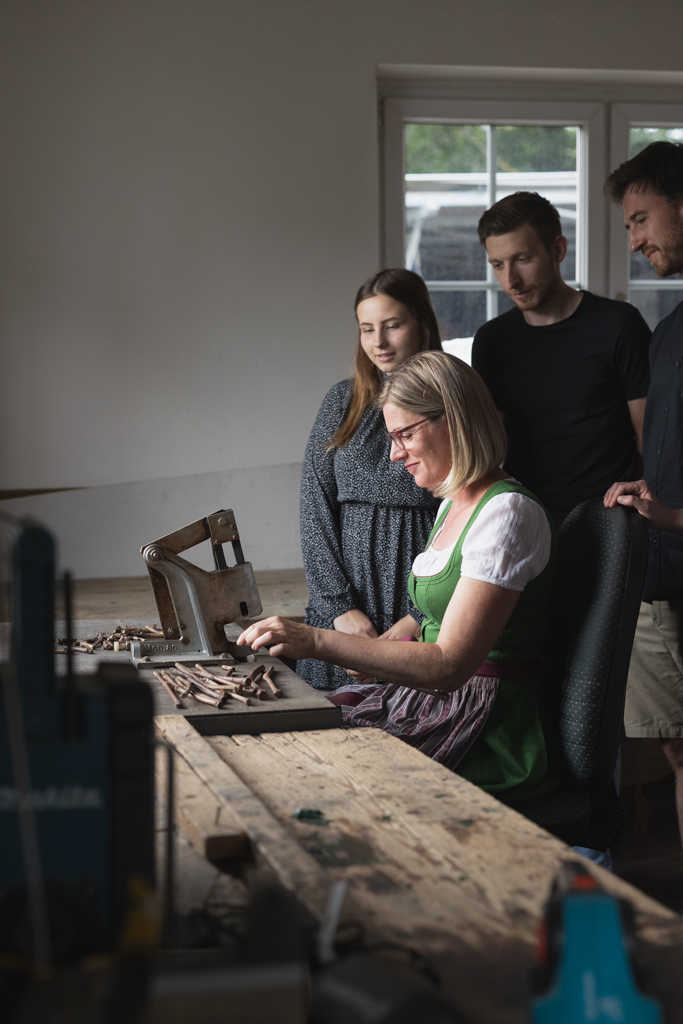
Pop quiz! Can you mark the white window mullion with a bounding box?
[381,98,408,267]
[580,103,607,295]
[607,103,632,301]
[486,124,497,322]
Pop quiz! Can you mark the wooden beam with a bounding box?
[156,717,253,867]
[155,716,332,915]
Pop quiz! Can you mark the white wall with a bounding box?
[1,463,302,578]
[2,0,683,574]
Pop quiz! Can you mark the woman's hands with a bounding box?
[378,615,420,642]
[333,609,378,639]
[237,617,319,660]
[332,609,377,681]
[237,580,520,695]
[237,609,386,677]
[237,609,414,683]
[332,610,379,681]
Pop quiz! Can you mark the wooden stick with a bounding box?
[163,668,193,696]
[197,676,243,692]
[154,671,186,710]
[170,663,195,680]
[205,663,248,678]
[173,663,211,686]
[202,666,249,684]
[262,667,282,698]
[221,690,251,706]
[192,665,237,686]
[191,690,223,708]
[245,664,266,685]
[177,673,225,700]
[172,673,194,699]
[159,669,184,691]
[191,664,217,678]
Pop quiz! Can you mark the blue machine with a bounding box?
[532,861,662,1023]
[0,520,155,1005]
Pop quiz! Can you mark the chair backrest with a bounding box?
[552,500,648,791]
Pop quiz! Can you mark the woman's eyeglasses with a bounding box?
[387,417,435,450]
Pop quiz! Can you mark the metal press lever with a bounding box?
[131,509,262,668]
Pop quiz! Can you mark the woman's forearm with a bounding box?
[240,617,479,693]
[312,628,454,689]
[239,578,520,694]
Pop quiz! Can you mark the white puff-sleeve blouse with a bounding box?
[411,488,551,592]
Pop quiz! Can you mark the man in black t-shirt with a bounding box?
[472,191,650,525]
[604,142,683,850]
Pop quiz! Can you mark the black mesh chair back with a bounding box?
[505,499,648,849]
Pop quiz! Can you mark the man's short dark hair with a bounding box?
[605,141,683,204]
[477,191,562,249]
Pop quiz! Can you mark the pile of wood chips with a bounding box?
[154,662,282,710]
[56,624,165,654]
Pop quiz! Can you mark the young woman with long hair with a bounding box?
[297,268,442,690]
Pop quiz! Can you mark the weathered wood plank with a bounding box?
[155,716,336,921]
[155,724,251,864]
[207,728,683,1024]
[154,742,249,923]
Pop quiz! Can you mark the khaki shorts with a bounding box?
[625,600,683,738]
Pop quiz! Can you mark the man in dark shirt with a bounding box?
[604,141,683,849]
[472,191,650,524]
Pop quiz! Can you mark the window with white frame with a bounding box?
[383,94,683,357]
[406,123,582,359]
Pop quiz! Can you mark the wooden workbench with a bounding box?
[157,716,683,1024]
[4,574,681,1018]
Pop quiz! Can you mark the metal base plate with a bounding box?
[130,639,240,669]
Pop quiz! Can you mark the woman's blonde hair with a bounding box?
[329,268,442,450]
[379,351,506,498]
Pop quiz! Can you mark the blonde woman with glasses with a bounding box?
[245,352,555,798]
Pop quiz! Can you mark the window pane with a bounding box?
[629,288,683,330]
[406,200,487,280]
[430,289,486,347]
[405,124,488,281]
[404,122,580,285]
[405,124,486,173]
[495,125,577,172]
[629,126,683,158]
[558,201,576,281]
[495,125,578,280]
